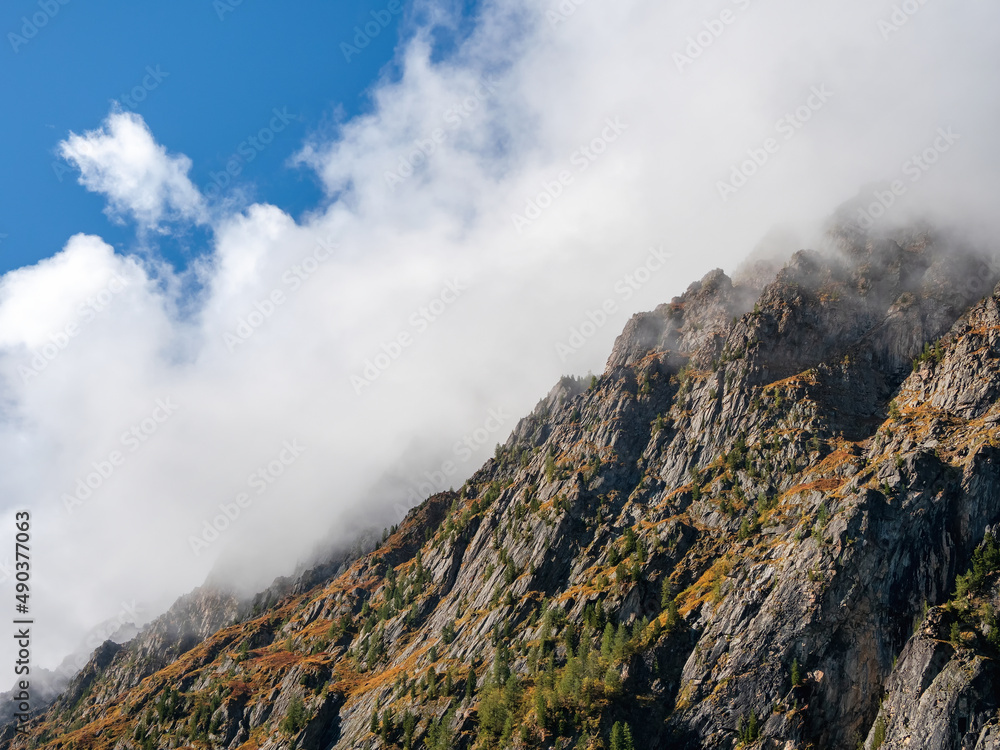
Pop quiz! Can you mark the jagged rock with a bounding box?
[7,217,1000,750]
[866,608,1000,750]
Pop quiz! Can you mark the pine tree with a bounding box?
[545,452,556,481]
[442,619,456,644]
[493,642,511,686]
[402,711,417,749]
[611,721,635,750]
[534,689,548,731]
[665,596,680,631]
[426,708,457,750]
[604,665,622,694]
[610,722,623,749]
[601,622,615,658]
[563,621,577,656]
[465,669,477,700]
[623,723,635,750]
[280,694,306,735]
[444,666,454,696]
[433,668,444,699]
[738,712,759,743]
[613,622,628,660]
[623,528,638,554]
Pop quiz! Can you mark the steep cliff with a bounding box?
[6,221,1000,750]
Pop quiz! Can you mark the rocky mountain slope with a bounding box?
[6,218,1000,750]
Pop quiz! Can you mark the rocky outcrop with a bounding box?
[865,606,1000,750]
[6,220,1000,750]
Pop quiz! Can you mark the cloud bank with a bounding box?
[1,0,999,670]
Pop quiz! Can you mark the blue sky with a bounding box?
[0,0,420,274]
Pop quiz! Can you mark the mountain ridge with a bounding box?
[8,216,1000,749]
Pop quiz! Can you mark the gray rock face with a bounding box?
[865,608,1000,750]
[7,221,1000,750]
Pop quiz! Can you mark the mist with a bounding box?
[1,0,999,671]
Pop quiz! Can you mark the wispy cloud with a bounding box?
[59,112,207,232]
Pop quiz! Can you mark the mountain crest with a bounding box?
[9,219,1000,750]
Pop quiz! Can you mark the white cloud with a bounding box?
[1,0,1000,672]
[59,112,207,231]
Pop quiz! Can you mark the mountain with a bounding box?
[0,616,139,729]
[6,215,1000,750]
